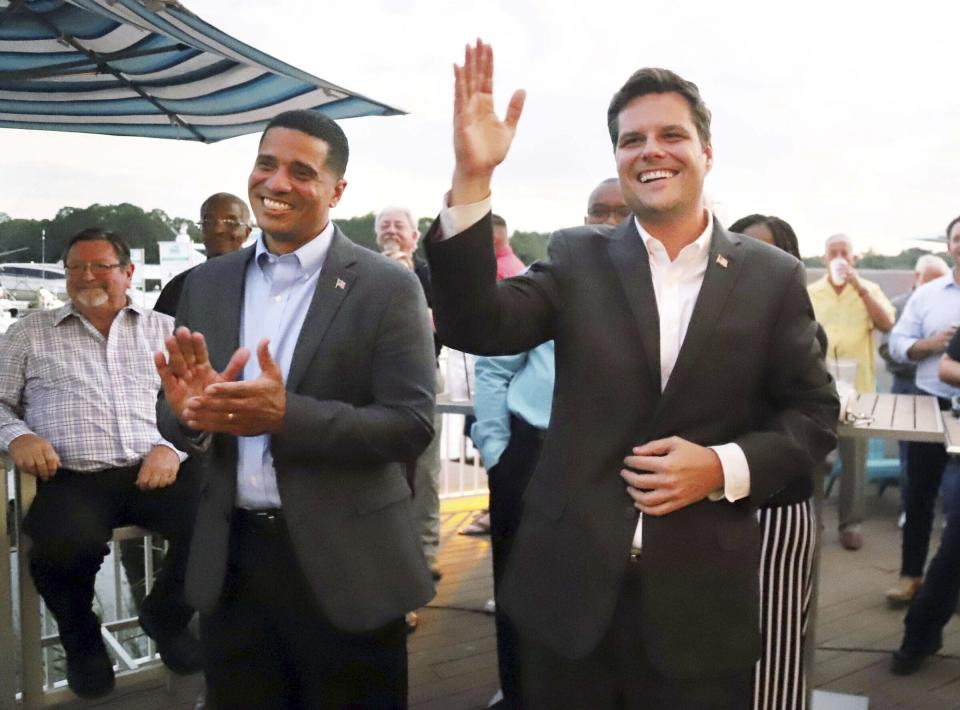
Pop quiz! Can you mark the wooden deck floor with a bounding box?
[49,488,960,709]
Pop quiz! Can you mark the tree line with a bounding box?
[0,203,942,270]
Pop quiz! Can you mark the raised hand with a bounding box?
[182,338,287,436]
[155,326,249,428]
[451,39,526,205]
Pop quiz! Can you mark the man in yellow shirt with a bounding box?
[808,233,895,550]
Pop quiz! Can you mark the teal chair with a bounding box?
[824,438,901,497]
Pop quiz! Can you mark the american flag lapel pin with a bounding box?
[335,278,346,290]
[716,254,729,269]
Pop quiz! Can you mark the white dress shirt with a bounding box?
[439,198,750,548]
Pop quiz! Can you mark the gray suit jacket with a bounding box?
[426,214,839,678]
[157,228,437,633]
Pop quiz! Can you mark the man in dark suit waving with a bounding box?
[155,110,436,708]
[425,41,838,708]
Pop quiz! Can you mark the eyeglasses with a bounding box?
[200,218,247,230]
[64,262,125,275]
[587,205,632,220]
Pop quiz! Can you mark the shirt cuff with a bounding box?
[889,337,916,364]
[438,194,492,239]
[0,422,35,452]
[154,437,189,463]
[707,443,750,502]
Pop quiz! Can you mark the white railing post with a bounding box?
[15,471,44,708]
[0,461,17,710]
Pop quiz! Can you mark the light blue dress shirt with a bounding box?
[889,273,960,400]
[236,224,334,509]
[470,341,555,470]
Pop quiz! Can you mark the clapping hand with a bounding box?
[155,326,249,430]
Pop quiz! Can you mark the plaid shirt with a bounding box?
[0,301,180,472]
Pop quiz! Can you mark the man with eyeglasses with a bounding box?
[153,192,252,316]
[0,228,202,699]
[585,177,631,225]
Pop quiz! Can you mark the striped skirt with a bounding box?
[753,499,817,710]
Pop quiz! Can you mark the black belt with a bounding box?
[509,414,547,442]
[233,508,286,535]
[60,462,141,476]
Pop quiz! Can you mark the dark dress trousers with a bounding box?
[426,214,838,693]
[157,229,437,706]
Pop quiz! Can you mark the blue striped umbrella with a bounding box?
[0,0,403,142]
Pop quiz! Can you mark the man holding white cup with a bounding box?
[808,233,895,550]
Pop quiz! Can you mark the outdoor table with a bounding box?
[942,408,960,455]
[837,392,944,443]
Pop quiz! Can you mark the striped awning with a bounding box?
[0,0,403,142]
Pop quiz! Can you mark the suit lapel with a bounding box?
[656,223,743,411]
[285,227,357,392]
[609,219,662,394]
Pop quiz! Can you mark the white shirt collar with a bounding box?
[634,210,714,262]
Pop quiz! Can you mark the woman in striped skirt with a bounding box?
[730,215,823,710]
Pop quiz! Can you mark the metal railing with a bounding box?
[0,404,485,708]
[1,462,16,710]
[438,409,488,499]
[2,459,169,708]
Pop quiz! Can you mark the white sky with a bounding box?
[2,0,958,256]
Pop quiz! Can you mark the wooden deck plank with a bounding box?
[43,484,960,710]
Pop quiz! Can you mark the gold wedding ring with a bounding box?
[227,412,235,422]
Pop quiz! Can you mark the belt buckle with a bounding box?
[259,510,282,533]
[243,508,283,533]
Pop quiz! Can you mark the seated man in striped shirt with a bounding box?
[0,228,201,700]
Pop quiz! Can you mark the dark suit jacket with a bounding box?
[153,266,195,317]
[157,228,437,633]
[425,213,838,678]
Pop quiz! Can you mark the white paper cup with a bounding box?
[828,258,847,286]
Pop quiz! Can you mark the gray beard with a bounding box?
[73,289,109,308]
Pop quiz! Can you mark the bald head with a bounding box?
[585,178,629,225]
[200,193,251,258]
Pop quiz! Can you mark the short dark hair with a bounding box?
[766,217,801,260]
[729,214,801,260]
[62,228,131,265]
[728,214,766,235]
[491,214,507,229]
[200,192,250,222]
[607,68,712,148]
[947,215,960,239]
[261,110,349,178]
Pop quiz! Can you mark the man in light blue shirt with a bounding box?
[887,216,960,607]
